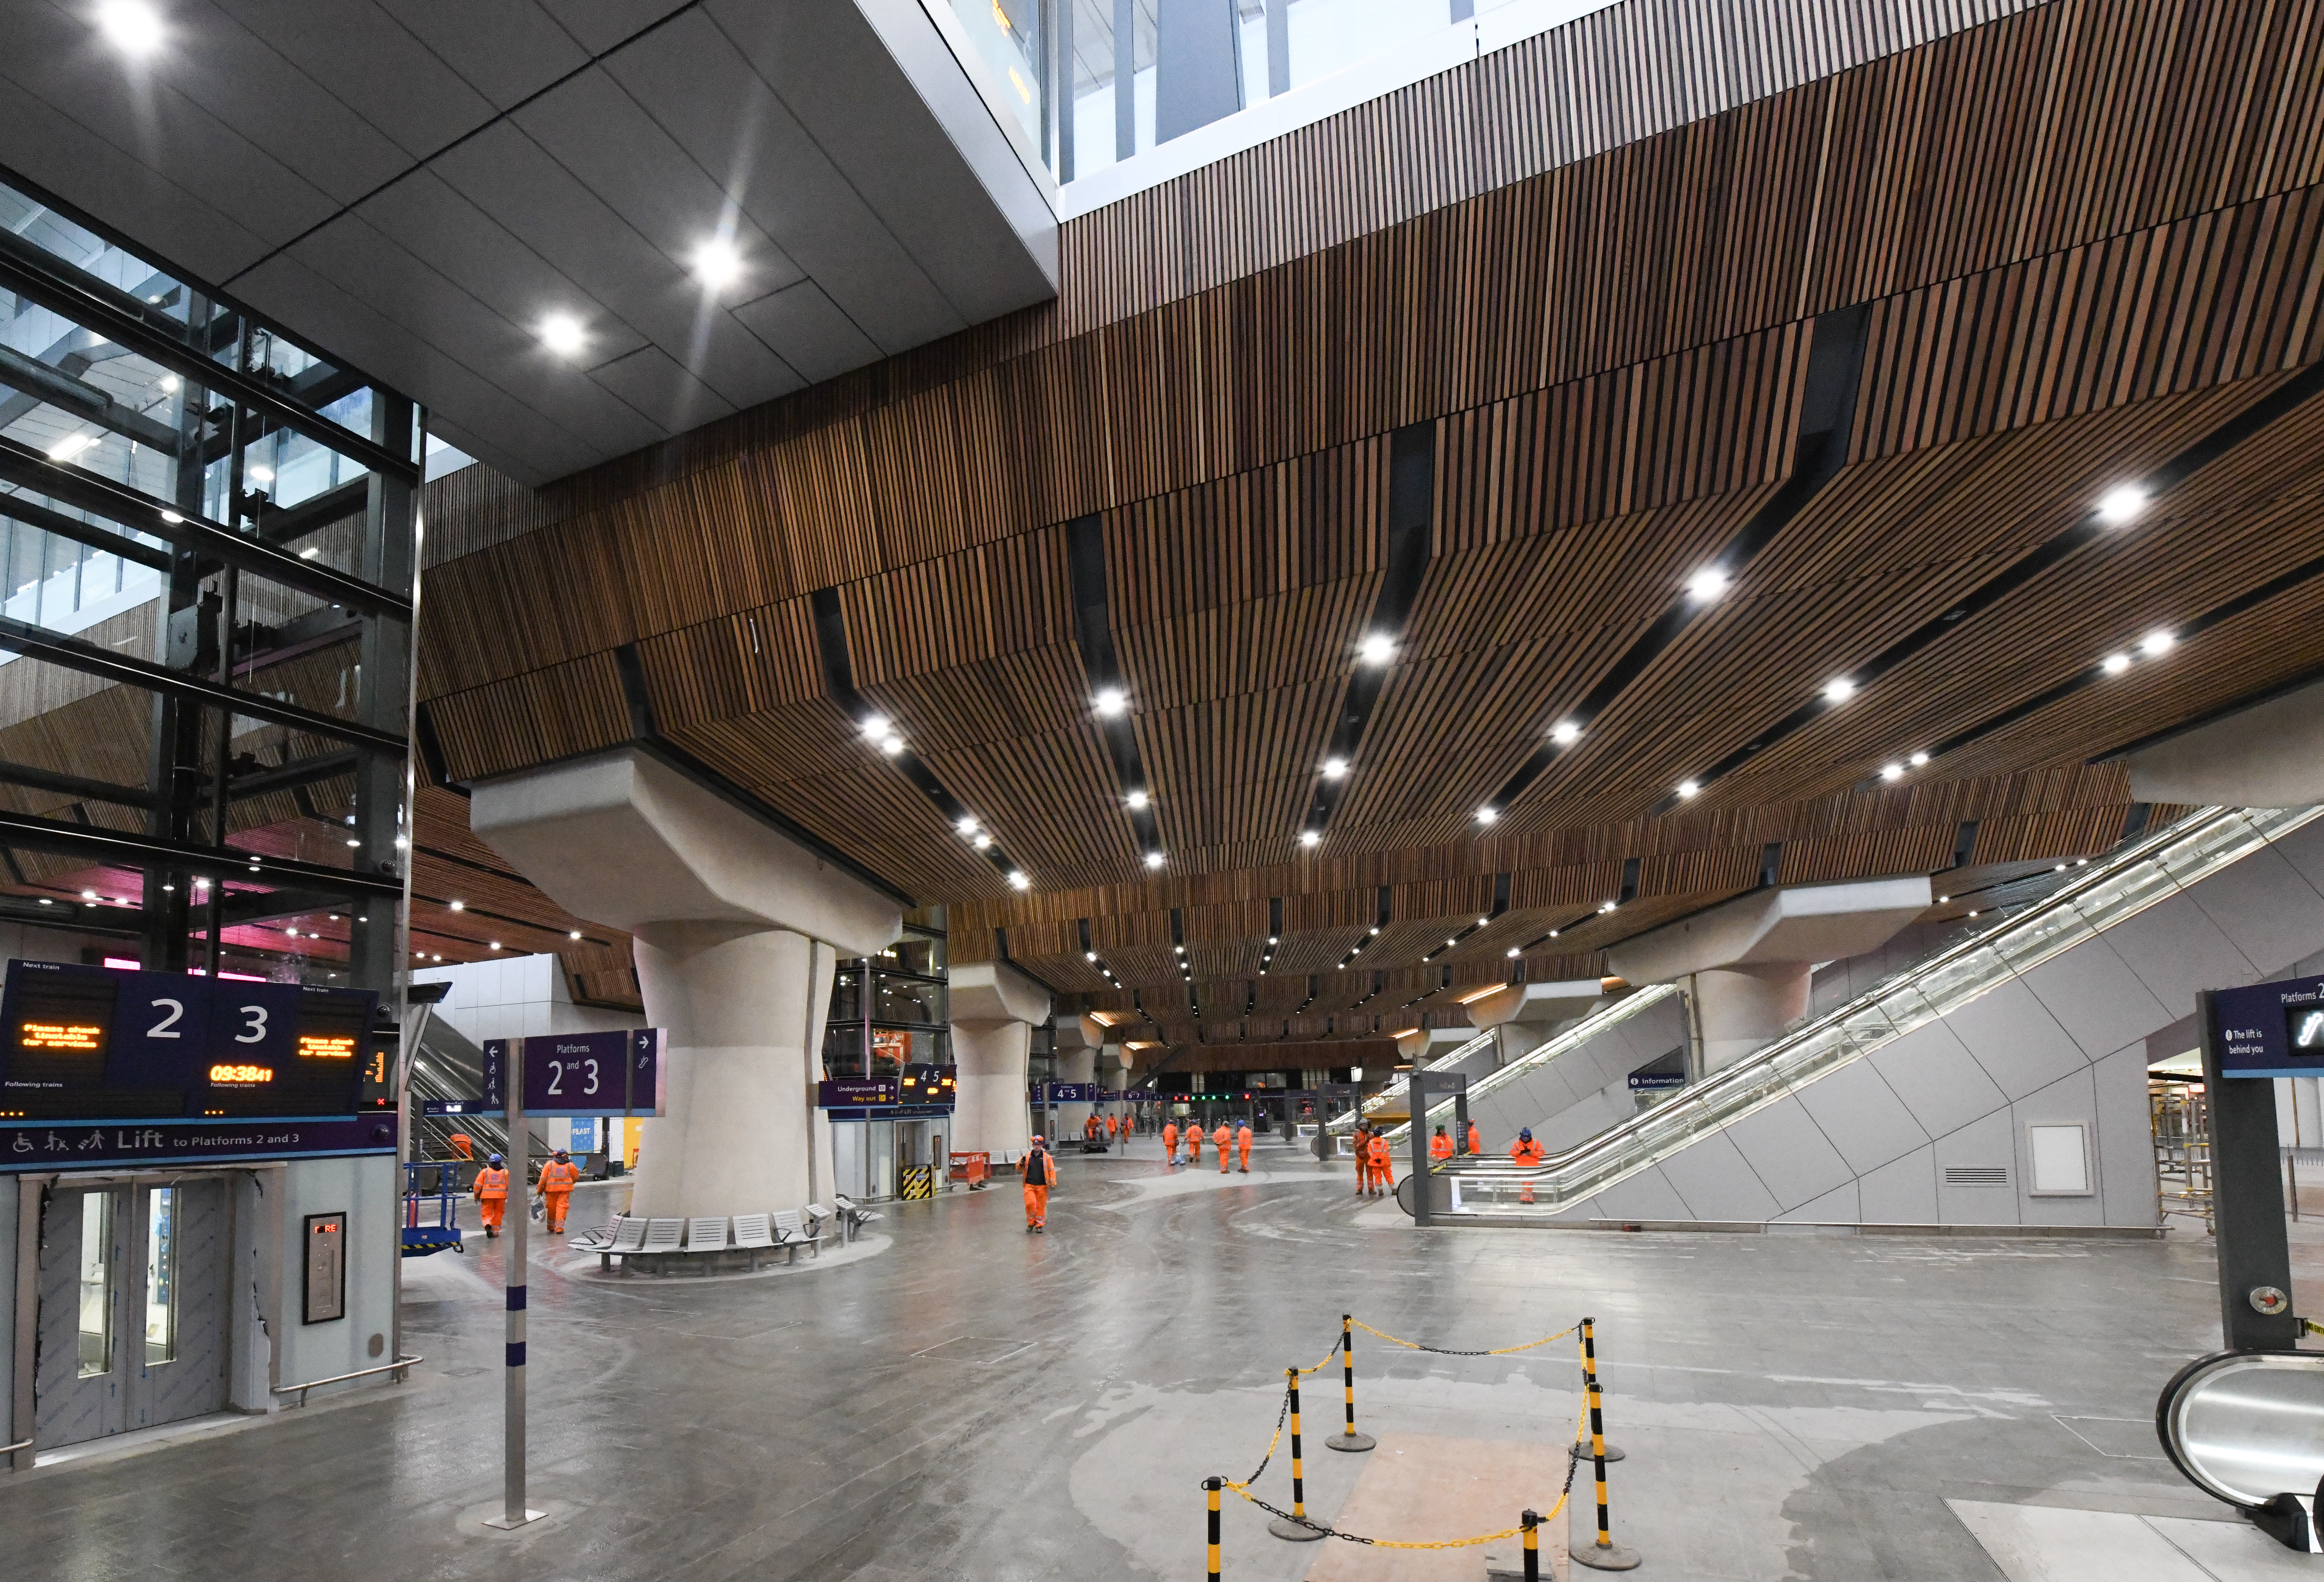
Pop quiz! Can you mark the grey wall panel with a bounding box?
[377,0,591,110]
[1776,1179,1860,1223]
[1856,1144,1938,1224]
[1868,1022,2010,1140]
[1657,1129,1780,1221]
[2015,940,2171,1067]
[1589,1165,1692,1223]
[539,0,694,55]
[2099,895,2260,1025]
[588,344,737,436]
[1722,1097,1853,1213]
[2184,844,2324,979]
[730,283,879,387]
[1793,1056,1929,1178]
[1931,1110,2021,1225]
[1154,0,1243,144]
[2265,816,2324,899]
[2091,1044,2159,1229]
[1945,974,2098,1100]
[212,0,500,161]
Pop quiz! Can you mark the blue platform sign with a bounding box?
[2211,974,2324,1077]
[482,1029,664,1117]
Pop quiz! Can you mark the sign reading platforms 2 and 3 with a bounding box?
[481,1029,665,1118]
[0,959,393,1171]
[2210,974,2324,1077]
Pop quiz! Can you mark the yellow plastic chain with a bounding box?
[1349,1317,1581,1357]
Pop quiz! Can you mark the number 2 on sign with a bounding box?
[545,1059,601,1098]
[148,998,183,1037]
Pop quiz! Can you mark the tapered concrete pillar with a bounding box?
[471,748,900,1219]
[950,960,1051,1160]
[1607,877,1931,1075]
[1464,980,1607,1066]
[1052,1015,1100,1136]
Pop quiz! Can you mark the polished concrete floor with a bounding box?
[0,1133,2294,1580]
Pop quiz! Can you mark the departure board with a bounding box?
[0,960,382,1120]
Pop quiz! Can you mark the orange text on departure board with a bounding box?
[297,1033,357,1060]
[19,1021,102,1051]
[209,1063,274,1084]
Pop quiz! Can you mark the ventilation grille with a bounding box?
[1945,1165,2010,1187]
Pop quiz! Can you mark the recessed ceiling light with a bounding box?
[1475,806,1498,824]
[1599,901,1617,913]
[247,464,274,485]
[1476,916,1489,927]
[1007,870,1031,890]
[1548,928,1559,938]
[1094,687,1129,718]
[1879,763,1904,781]
[1356,634,1396,666]
[346,837,360,846]
[691,237,744,290]
[157,374,178,393]
[1298,829,1320,847]
[1967,910,1978,918]
[1909,751,1929,768]
[1550,720,1581,745]
[1685,567,1728,602]
[972,833,992,850]
[489,941,502,950]
[1125,788,1150,811]
[448,900,465,911]
[159,509,182,524]
[96,0,164,55]
[568,930,581,940]
[1939,895,1949,903]
[81,889,96,899]
[956,817,980,837]
[538,313,588,358]
[1321,757,1348,780]
[301,546,322,560]
[1676,780,1700,798]
[1267,935,1278,944]
[1823,677,1857,703]
[2095,483,2149,524]
[2141,628,2175,657]
[1368,927,1379,936]
[879,735,904,756]
[2101,652,2131,675]
[1144,851,1166,870]
[47,433,96,462]
[1085,951,1097,961]
[1506,947,1521,958]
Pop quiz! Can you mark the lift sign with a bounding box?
[2210,974,2324,1076]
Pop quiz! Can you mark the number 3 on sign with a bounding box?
[236,1005,268,1043]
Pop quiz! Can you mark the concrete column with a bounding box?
[950,961,1052,1161]
[1690,963,1812,1073]
[1463,980,1607,1068]
[1052,1016,1099,1136]
[471,748,899,1220]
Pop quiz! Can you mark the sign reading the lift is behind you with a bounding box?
[2210,974,2324,1076]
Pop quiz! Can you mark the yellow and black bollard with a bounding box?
[1571,1316,1641,1571]
[1573,1315,1625,1461]
[1204,1476,1222,1581]
[1326,1312,1377,1451]
[1269,1367,1327,1541]
[1522,1507,1541,1581]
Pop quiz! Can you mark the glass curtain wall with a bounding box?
[0,165,418,1001]
[825,923,951,1077]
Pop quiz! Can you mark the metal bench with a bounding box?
[638,1216,686,1273]
[683,1216,730,1271]
[832,1194,883,1243]
[771,1208,824,1262]
[594,1215,649,1271]
[567,1215,623,1253]
[732,1212,777,1270]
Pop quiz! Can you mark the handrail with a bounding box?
[1436,805,2324,1214]
[2,1436,30,1455]
[274,1354,422,1407]
[1329,1029,1496,1132]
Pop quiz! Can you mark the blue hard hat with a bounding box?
[1519,1129,1532,1141]
[488,1153,503,1165]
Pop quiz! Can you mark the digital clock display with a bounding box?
[208,1063,274,1084]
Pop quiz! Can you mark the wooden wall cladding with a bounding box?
[406,0,2324,1030]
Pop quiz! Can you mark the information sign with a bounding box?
[1627,1072,1685,1092]
[2211,974,2324,1076]
[899,1063,956,1106]
[0,959,381,1121]
[481,1029,664,1118]
[819,1077,898,1107]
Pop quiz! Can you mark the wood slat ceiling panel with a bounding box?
[603,470,794,640]
[633,596,823,730]
[1137,683,1343,852]
[842,525,1075,685]
[716,759,1010,902]
[419,515,632,699]
[918,724,1141,887]
[429,653,630,782]
[861,647,1091,755]
[1114,578,1377,712]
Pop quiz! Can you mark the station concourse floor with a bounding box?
[1,1135,2303,1582]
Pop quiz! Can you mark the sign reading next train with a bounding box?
[0,959,384,1120]
[2210,974,2324,1077]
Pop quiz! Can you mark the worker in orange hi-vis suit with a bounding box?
[1510,1127,1544,1166]
[1163,1119,1180,1165]
[1020,1135,1056,1232]
[1214,1121,1232,1173]
[537,1148,581,1234]
[473,1153,509,1238]
[1106,1113,1119,1142]
[1429,1124,1455,1163]
[447,1132,474,1160]
[1186,1121,1204,1168]
[1466,1120,1482,1156]
[1236,1121,1253,1172]
[1351,1123,1372,1195]
[1365,1131,1393,1197]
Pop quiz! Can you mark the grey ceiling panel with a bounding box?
[716,0,1056,324]
[606,12,963,356]
[536,0,695,55]
[353,170,649,372]
[279,211,667,460]
[588,344,738,437]
[230,248,607,484]
[731,281,881,387]
[210,0,498,162]
[374,0,591,110]
[0,79,271,286]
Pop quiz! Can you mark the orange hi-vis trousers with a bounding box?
[1023,1183,1049,1226]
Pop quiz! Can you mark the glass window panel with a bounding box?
[77,1193,114,1378]
[145,1186,176,1365]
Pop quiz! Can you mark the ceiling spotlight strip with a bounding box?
[1478,303,1874,821]
[1300,421,1436,845]
[1065,515,1167,867]
[612,640,910,904]
[1656,359,2324,811]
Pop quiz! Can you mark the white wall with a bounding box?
[413,953,635,1045]
[268,1154,398,1408]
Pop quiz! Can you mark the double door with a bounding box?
[35,1179,229,1450]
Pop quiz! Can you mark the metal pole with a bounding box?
[1204,1475,1222,1582]
[1409,1072,1431,1225]
[2197,989,2300,1350]
[487,1036,543,1529]
[1269,1367,1325,1540]
[1570,1317,1639,1570]
[1328,1312,1374,1450]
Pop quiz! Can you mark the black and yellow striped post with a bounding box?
[1570,1316,1641,1571]
[1572,1314,1625,1461]
[1326,1313,1376,1451]
[1203,1476,1222,1580]
[1269,1368,1327,1541]
[1522,1507,1541,1581]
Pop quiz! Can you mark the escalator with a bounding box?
[1414,804,2324,1219]
[403,1000,508,1164]
[2158,1349,2324,1552]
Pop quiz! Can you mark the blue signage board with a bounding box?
[1031,1082,1094,1102]
[3,1113,395,1173]
[0,959,382,1123]
[819,1078,898,1107]
[2211,974,2324,1076]
[1627,1072,1686,1092]
[483,1029,664,1118]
